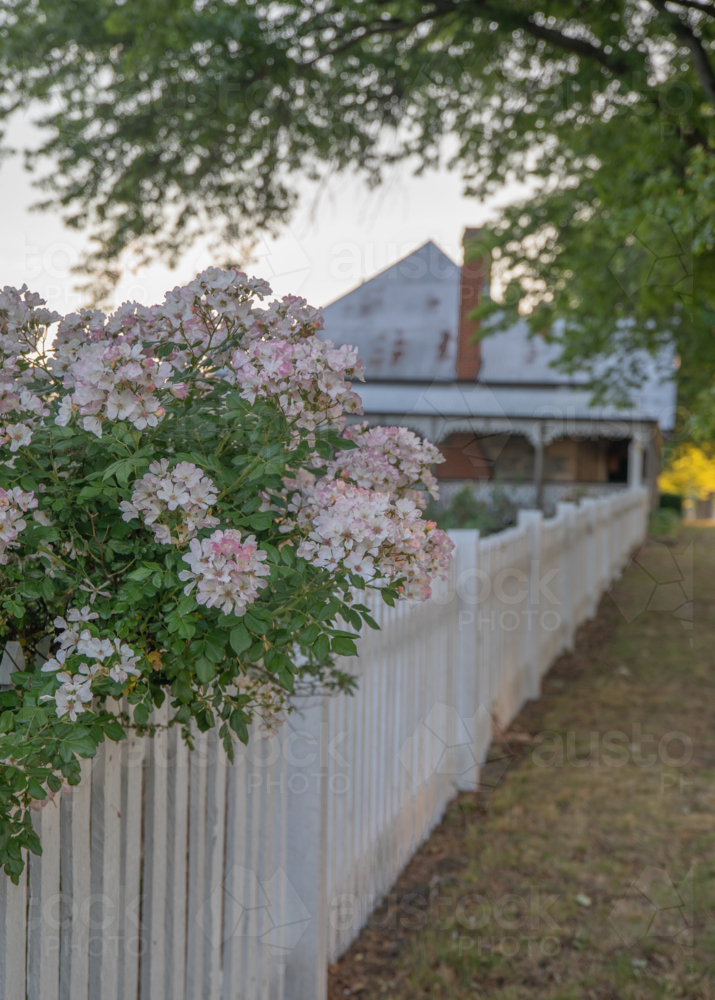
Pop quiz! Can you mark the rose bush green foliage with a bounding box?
[0,268,453,882]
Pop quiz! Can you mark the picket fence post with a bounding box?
[517,510,543,700]
[580,498,599,619]
[283,698,329,1000]
[556,502,577,652]
[449,529,481,789]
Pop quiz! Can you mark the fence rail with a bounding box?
[0,490,649,1000]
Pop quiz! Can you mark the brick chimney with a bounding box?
[457,227,486,380]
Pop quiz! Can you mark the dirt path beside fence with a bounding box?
[328,527,715,1000]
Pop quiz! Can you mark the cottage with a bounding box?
[321,230,676,513]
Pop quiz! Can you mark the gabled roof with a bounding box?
[322,242,461,381]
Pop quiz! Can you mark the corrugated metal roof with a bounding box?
[479,319,588,385]
[354,382,676,430]
[322,242,461,381]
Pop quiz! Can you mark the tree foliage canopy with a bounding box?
[2,0,715,408]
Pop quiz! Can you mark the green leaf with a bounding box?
[101,458,129,481]
[127,565,154,581]
[248,513,273,531]
[361,612,379,630]
[102,719,127,742]
[272,629,292,648]
[314,438,333,459]
[65,734,98,757]
[313,634,330,661]
[27,779,47,800]
[229,709,249,744]
[276,664,294,692]
[331,434,358,450]
[261,541,280,564]
[133,704,149,725]
[16,706,47,728]
[195,657,216,684]
[176,619,196,640]
[230,625,251,655]
[298,624,319,645]
[331,636,358,657]
[243,612,268,634]
[0,711,15,734]
[203,641,224,664]
[247,641,264,662]
[247,462,266,482]
[265,649,282,670]
[340,607,362,630]
[316,602,340,622]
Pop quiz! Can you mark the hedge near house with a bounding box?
[0,268,453,881]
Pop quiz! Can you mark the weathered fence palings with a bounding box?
[0,489,649,1000]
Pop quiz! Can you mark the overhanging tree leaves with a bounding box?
[2,1,715,408]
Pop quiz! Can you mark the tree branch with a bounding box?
[664,0,715,12]
[649,0,715,107]
[314,0,712,149]
[319,2,634,78]
[513,18,632,77]
[316,0,459,60]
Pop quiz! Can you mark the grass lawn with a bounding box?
[328,526,715,1000]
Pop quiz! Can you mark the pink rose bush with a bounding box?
[119,460,220,545]
[0,487,38,564]
[0,267,452,880]
[179,529,271,615]
[39,606,142,719]
[282,477,452,601]
[326,423,443,506]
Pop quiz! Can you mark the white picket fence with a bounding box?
[0,489,649,1000]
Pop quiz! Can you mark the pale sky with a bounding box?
[0,117,527,315]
